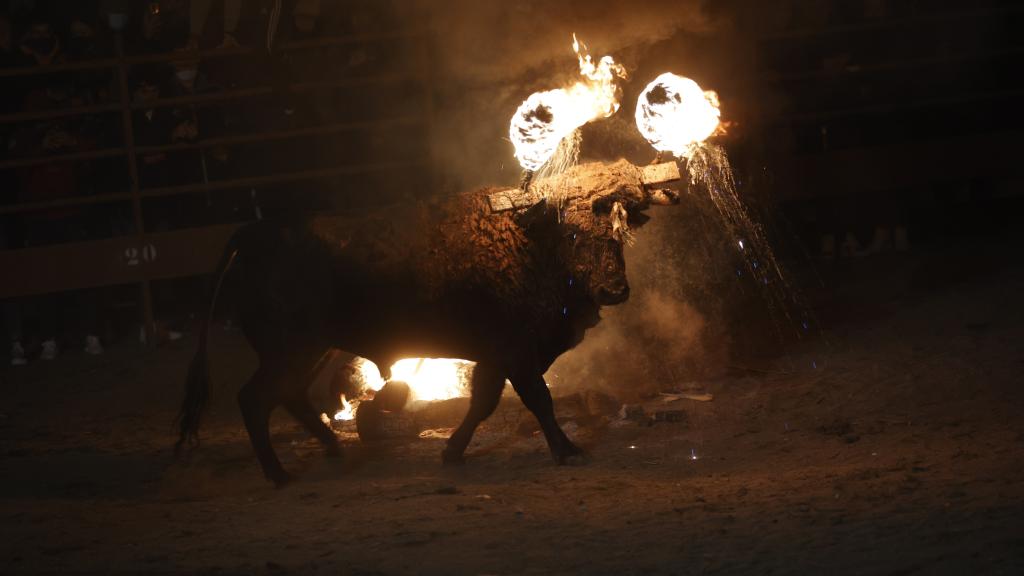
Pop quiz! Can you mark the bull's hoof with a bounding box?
[553,442,588,466]
[270,471,295,488]
[441,448,466,466]
[562,451,591,466]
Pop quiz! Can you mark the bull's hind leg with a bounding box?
[238,367,291,486]
[510,372,583,464]
[283,394,341,458]
[241,348,338,485]
[442,362,505,465]
[282,348,342,457]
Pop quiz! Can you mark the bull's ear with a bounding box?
[514,198,550,232]
[630,211,651,228]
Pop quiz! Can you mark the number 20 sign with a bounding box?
[123,244,157,266]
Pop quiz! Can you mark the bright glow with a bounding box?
[510,34,627,171]
[635,72,721,159]
[332,397,355,421]
[389,358,473,402]
[352,357,474,405]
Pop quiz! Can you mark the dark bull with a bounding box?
[176,159,679,485]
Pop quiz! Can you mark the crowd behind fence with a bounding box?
[0,0,433,365]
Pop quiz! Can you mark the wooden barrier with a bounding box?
[0,224,241,300]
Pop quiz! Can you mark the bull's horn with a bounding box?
[639,161,681,206]
[648,189,680,205]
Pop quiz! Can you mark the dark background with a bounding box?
[1,2,1022,574]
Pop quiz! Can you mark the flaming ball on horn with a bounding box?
[509,34,627,190]
[635,72,722,160]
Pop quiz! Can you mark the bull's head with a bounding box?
[509,159,681,307]
[516,198,630,306]
[571,198,635,305]
[521,206,649,308]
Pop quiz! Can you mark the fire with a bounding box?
[635,72,721,159]
[333,357,474,421]
[509,34,627,172]
[332,396,355,421]
[388,358,473,402]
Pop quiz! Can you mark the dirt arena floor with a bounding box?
[2,244,1023,575]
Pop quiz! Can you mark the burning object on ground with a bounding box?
[177,158,681,485]
[355,381,418,442]
[329,357,474,423]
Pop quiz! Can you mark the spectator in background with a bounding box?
[139,0,189,53]
[18,19,62,66]
[0,11,15,66]
[132,72,175,191]
[291,0,321,38]
[65,17,113,107]
[1,11,24,364]
[187,0,242,50]
[0,11,22,143]
[166,60,205,190]
[10,87,105,362]
[66,13,103,61]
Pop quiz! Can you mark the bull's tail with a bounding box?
[175,232,241,454]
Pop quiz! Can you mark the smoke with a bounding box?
[403,0,715,190]
[550,175,796,400]
[546,192,739,400]
[390,1,776,398]
[416,0,711,82]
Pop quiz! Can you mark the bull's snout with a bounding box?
[597,282,630,305]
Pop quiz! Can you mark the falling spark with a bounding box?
[685,144,802,336]
[536,128,582,181]
[635,74,813,341]
[509,35,627,172]
[690,448,699,460]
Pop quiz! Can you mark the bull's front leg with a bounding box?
[510,372,584,464]
[442,362,506,465]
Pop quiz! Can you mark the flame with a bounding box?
[332,396,355,421]
[332,357,472,422]
[635,72,721,159]
[337,357,473,414]
[509,34,627,172]
[388,358,473,402]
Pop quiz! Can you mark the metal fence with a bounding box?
[0,27,435,343]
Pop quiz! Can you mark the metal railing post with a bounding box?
[115,32,156,346]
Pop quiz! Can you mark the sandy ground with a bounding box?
[1,245,1023,575]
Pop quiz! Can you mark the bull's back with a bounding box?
[231,205,523,362]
